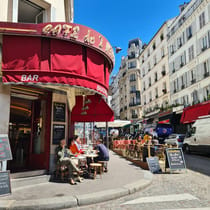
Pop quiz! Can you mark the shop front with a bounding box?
[0,22,114,173]
[180,100,210,128]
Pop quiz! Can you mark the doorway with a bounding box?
[8,89,50,173]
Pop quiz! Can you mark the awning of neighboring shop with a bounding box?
[158,119,170,124]
[95,120,131,128]
[1,22,114,98]
[180,101,210,124]
[71,94,114,122]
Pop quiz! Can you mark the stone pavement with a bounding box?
[0,151,153,210]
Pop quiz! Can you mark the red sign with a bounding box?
[0,22,114,66]
[1,22,114,97]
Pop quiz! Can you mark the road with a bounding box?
[68,154,210,210]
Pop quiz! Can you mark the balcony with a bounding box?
[191,79,196,84]
[132,114,138,119]
[204,72,209,78]
[128,54,136,59]
[130,90,136,94]
[129,102,141,107]
[162,89,167,94]
[201,46,207,52]
[181,84,185,89]
[180,62,184,68]
[161,70,166,76]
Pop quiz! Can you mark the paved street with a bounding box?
[67,154,210,210]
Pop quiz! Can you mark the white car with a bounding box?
[164,134,185,148]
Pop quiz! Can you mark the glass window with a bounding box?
[188,45,194,61]
[199,12,205,29]
[18,0,45,23]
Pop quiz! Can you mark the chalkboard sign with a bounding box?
[146,157,162,174]
[0,171,11,196]
[53,124,65,145]
[53,102,66,122]
[165,148,186,171]
[0,134,12,161]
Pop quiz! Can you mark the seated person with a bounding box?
[94,139,109,172]
[56,139,82,185]
[69,135,84,155]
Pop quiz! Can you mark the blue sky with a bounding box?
[74,0,186,77]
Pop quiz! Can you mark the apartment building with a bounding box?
[168,0,210,128]
[110,74,120,119]
[118,38,143,121]
[140,21,172,124]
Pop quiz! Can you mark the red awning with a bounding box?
[180,101,210,124]
[71,94,114,122]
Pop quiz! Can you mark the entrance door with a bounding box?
[9,97,32,172]
[8,89,51,172]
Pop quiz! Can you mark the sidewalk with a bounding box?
[0,151,153,210]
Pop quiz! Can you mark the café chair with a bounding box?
[89,163,103,179]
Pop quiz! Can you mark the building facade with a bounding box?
[140,21,172,125]
[110,74,120,119]
[168,0,210,130]
[118,38,143,121]
[0,0,114,174]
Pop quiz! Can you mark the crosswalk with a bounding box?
[122,193,198,205]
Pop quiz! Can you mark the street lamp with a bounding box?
[113,46,122,54]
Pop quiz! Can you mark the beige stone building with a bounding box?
[140,21,172,124]
[118,38,142,121]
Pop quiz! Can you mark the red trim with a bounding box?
[71,94,114,122]
[0,22,114,66]
[158,119,170,124]
[180,100,210,124]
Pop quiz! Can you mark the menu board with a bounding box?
[146,157,162,174]
[165,148,186,171]
[53,102,66,122]
[53,124,65,145]
[0,134,12,161]
[0,171,11,196]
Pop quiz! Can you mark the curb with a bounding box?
[0,170,153,210]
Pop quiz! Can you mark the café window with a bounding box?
[18,0,46,23]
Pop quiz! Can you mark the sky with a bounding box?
[74,0,186,78]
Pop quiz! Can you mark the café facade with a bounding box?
[0,21,114,174]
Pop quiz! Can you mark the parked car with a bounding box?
[164,134,185,148]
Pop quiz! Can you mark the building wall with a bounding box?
[140,22,171,120]
[0,0,73,23]
[118,39,143,121]
[168,0,210,107]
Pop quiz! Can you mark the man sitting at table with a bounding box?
[94,139,109,172]
[56,139,82,185]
